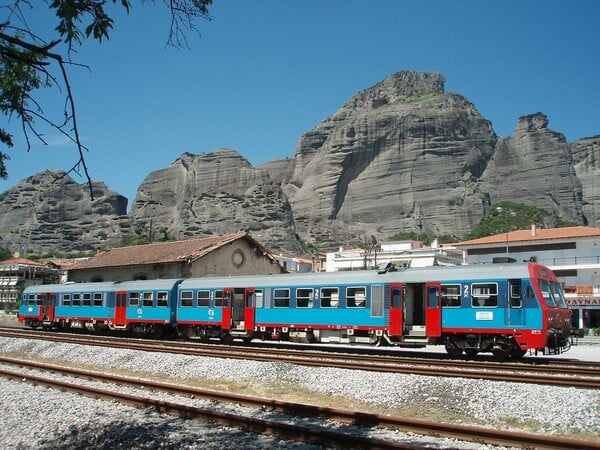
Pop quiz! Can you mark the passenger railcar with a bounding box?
[18,262,572,359]
[19,279,181,337]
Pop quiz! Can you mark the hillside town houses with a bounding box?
[1,226,599,329]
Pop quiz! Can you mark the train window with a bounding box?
[62,293,71,306]
[538,280,557,307]
[93,293,103,307]
[551,282,568,308]
[72,293,81,306]
[128,292,140,307]
[441,284,461,307]
[320,287,339,308]
[26,294,35,305]
[347,287,366,308]
[214,290,224,307]
[527,286,535,299]
[273,288,290,308]
[36,294,43,306]
[296,288,314,308]
[471,283,498,307]
[197,290,210,307]
[180,291,193,307]
[428,286,439,308]
[157,292,168,307]
[83,293,92,306]
[509,281,522,308]
[142,292,153,307]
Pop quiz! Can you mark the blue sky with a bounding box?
[1,1,599,208]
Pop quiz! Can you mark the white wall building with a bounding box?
[453,225,600,330]
[325,240,464,272]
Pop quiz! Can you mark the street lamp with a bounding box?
[496,206,516,259]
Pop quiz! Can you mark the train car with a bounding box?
[174,262,572,358]
[19,279,181,337]
[385,262,572,358]
[19,261,572,359]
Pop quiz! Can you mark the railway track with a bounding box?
[1,327,598,390]
[2,357,599,450]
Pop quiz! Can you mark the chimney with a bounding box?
[531,223,537,237]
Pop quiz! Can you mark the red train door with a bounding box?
[115,291,127,326]
[41,293,55,322]
[244,288,256,331]
[425,282,442,337]
[221,288,232,331]
[389,283,403,336]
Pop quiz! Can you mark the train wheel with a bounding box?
[445,342,463,358]
[491,342,512,360]
[464,349,478,358]
[510,347,527,359]
[221,334,233,345]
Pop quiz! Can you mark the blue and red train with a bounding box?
[18,262,572,359]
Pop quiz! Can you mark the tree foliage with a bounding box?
[0,0,212,193]
[462,200,578,240]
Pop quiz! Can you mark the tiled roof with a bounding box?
[70,232,254,270]
[454,226,600,247]
[0,257,46,267]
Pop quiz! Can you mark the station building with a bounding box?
[67,232,285,282]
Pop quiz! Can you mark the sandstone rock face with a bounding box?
[130,149,304,254]
[571,136,600,227]
[480,113,584,222]
[283,71,497,248]
[0,171,129,255]
[0,70,597,257]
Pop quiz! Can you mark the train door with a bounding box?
[115,291,127,326]
[221,288,233,331]
[389,283,403,336]
[507,279,524,326]
[425,282,442,337]
[244,288,256,331]
[42,293,55,322]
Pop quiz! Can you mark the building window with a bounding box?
[346,286,366,308]
[442,284,462,307]
[320,287,339,308]
[471,283,498,307]
[273,288,290,308]
[296,288,314,308]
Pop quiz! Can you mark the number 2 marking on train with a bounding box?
[463,284,469,298]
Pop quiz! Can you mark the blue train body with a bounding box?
[18,262,572,359]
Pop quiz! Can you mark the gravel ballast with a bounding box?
[1,336,598,449]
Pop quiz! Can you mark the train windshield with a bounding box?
[550,281,568,308]
[538,279,557,307]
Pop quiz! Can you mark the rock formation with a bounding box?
[130,149,304,254]
[0,70,597,256]
[0,170,129,255]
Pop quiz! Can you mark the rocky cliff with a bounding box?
[0,70,597,256]
[0,171,130,255]
[130,150,304,254]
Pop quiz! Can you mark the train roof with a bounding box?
[178,262,542,288]
[23,279,181,293]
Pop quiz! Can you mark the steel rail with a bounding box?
[2,328,599,389]
[2,358,599,450]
